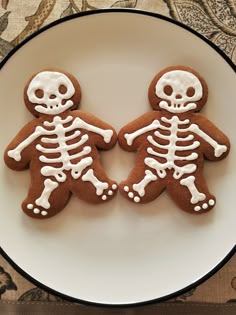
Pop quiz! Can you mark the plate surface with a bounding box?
[0,10,235,306]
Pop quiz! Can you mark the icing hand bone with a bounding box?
[189,124,227,157]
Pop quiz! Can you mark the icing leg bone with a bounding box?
[35,178,59,209]
[180,175,206,204]
[73,117,113,143]
[189,124,227,157]
[82,169,109,196]
[124,120,160,146]
[133,170,157,197]
[122,169,162,203]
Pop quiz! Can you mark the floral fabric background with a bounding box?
[0,0,235,304]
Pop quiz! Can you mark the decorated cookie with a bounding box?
[4,69,118,219]
[118,66,230,214]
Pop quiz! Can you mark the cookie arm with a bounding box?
[72,111,117,150]
[118,112,162,152]
[4,120,43,170]
[191,114,230,161]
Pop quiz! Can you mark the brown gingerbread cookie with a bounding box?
[4,69,118,219]
[118,66,230,214]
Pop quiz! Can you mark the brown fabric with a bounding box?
[0,0,235,307]
[0,301,236,315]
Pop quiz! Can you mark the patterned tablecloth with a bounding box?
[0,0,235,312]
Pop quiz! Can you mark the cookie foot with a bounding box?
[101,183,118,201]
[26,203,48,217]
[123,185,141,203]
[193,197,216,213]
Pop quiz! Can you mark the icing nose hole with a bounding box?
[49,94,56,99]
[175,94,182,99]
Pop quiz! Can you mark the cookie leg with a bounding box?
[71,163,118,203]
[168,174,216,214]
[120,166,165,203]
[22,176,70,219]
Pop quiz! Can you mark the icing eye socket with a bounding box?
[59,85,67,94]
[186,87,195,97]
[163,85,173,96]
[35,89,44,99]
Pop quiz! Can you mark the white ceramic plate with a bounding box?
[0,9,235,306]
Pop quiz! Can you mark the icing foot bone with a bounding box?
[180,176,206,204]
[193,198,215,212]
[82,169,117,201]
[26,203,48,217]
[180,175,215,213]
[123,170,158,203]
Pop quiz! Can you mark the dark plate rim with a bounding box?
[0,8,235,308]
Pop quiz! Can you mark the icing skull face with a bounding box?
[155,70,203,113]
[26,71,76,115]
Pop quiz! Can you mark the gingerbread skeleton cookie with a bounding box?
[4,69,118,219]
[118,66,230,214]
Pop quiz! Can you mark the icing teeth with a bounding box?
[194,206,201,211]
[33,208,40,214]
[112,184,117,190]
[27,204,33,209]
[102,195,107,201]
[41,210,48,216]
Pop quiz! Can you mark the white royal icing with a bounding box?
[27,71,76,115]
[124,120,160,146]
[82,169,109,196]
[180,176,206,204]
[194,199,215,212]
[144,116,199,180]
[132,170,157,197]
[155,70,203,114]
[188,124,227,157]
[35,179,59,209]
[209,199,215,206]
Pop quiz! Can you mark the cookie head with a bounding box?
[149,66,208,114]
[24,70,81,117]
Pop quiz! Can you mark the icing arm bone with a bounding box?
[8,126,49,162]
[73,117,113,143]
[124,119,160,146]
[190,124,227,157]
